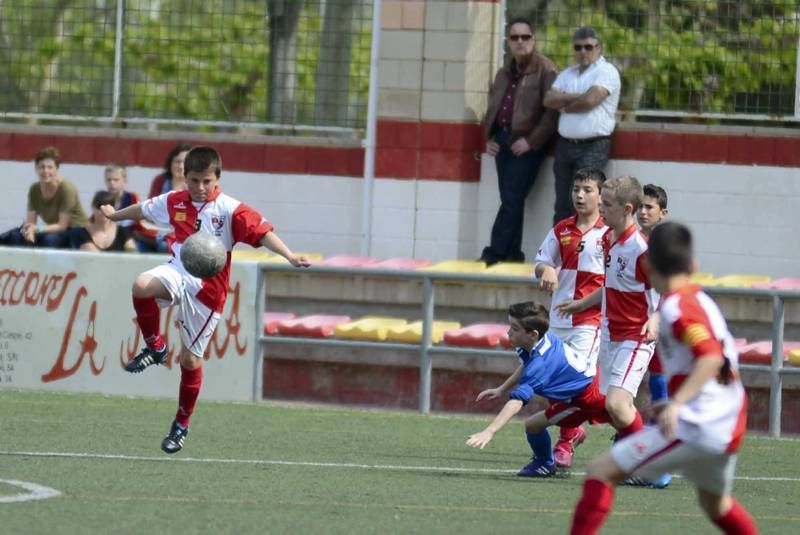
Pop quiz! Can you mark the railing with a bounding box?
[255,264,800,437]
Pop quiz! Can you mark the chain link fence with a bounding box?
[511,0,800,121]
[0,0,373,134]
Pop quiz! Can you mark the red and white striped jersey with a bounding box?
[142,187,273,312]
[658,284,747,453]
[535,215,607,329]
[601,225,658,341]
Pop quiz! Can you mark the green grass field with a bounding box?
[1,389,798,534]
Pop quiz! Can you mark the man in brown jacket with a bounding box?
[479,17,558,266]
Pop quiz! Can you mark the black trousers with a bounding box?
[552,136,611,225]
[481,129,545,264]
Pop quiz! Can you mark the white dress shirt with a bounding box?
[551,56,621,139]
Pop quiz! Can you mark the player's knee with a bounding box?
[132,275,152,297]
[696,490,730,519]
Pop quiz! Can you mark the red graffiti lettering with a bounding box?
[41,286,104,382]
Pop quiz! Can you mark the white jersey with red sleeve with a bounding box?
[141,188,274,312]
[534,215,607,329]
[601,225,658,341]
[658,284,747,453]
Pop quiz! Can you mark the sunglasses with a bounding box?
[573,43,597,51]
[508,34,532,42]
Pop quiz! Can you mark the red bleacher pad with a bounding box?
[275,314,352,337]
[371,257,432,270]
[443,323,511,348]
[263,312,296,335]
[738,340,800,365]
[317,255,378,268]
[752,277,800,290]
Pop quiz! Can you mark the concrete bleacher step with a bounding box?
[385,320,462,344]
[263,312,297,335]
[275,314,351,337]
[738,340,800,365]
[334,316,409,341]
[442,323,511,348]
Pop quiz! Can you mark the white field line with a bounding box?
[1,450,799,482]
[0,479,61,503]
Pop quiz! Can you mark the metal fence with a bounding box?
[509,0,800,121]
[0,0,373,133]
[257,264,800,437]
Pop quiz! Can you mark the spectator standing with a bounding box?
[0,146,87,248]
[544,27,621,225]
[479,17,558,266]
[133,143,192,252]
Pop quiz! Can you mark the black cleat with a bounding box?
[125,346,168,373]
[161,421,188,454]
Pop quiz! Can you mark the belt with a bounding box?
[562,136,610,145]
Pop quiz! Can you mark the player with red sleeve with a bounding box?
[101,146,310,454]
[534,167,607,468]
[570,221,756,535]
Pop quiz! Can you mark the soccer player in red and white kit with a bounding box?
[534,167,607,468]
[101,146,310,453]
[557,176,655,442]
[570,221,757,535]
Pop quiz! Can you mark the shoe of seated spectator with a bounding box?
[517,457,556,478]
[554,427,587,468]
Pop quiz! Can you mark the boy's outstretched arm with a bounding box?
[475,364,524,402]
[101,203,143,222]
[259,231,311,267]
[466,399,524,449]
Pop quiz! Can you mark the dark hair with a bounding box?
[643,184,668,209]
[184,146,222,178]
[35,146,61,167]
[91,190,117,209]
[163,143,193,175]
[573,167,606,189]
[508,301,549,335]
[573,26,601,45]
[649,221,693,276]
[506,17,533,35]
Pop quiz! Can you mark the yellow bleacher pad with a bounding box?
[705,274,772,288]
[420,260,488,273]
[385,320,462,344]
[486,262,534,277]
[232,249,275,262]
[689,272,715,284]
[334,316,408,341]
[260,252,324,264]
[788,348,800,367]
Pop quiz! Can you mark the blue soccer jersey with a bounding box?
[509,332,596,404]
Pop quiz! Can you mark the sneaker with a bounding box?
[554,427,588,468]
[517,458,557,478]
[161,421,188,454]
[622,472,672,489]
[125,346,168,373]
[649,472,673,489]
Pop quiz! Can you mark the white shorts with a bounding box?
[599,332,654,396]
[611,426,737,495]
[550,325,601,371]
[145,262,220,358]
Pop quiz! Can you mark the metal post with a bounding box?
[112,0,124,119]
[361,0,382,256]
[419,277,434,413]
[768,295,785,437]
[795,33,800,118]
[253,266,267,402]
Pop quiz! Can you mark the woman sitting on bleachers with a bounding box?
[71,191,136,252]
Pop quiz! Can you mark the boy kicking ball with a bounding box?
[466,302,610,477]
[570,222,757,535]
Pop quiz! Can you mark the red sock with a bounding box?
[570,478,614,535]
[175,365,203,428]
[713,499,758,535]
[617,411,644,438]
[560,426,583,443]
[133,296,165,351]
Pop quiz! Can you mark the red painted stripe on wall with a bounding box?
[1,123,798,181]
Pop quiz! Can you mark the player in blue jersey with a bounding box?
[466,301,610,477]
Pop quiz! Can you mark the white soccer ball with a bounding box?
[180,232,227,279]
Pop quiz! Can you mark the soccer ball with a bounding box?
[180,232,227,279]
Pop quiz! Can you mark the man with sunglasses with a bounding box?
[544,27,621,226]
[479,17,558,266]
